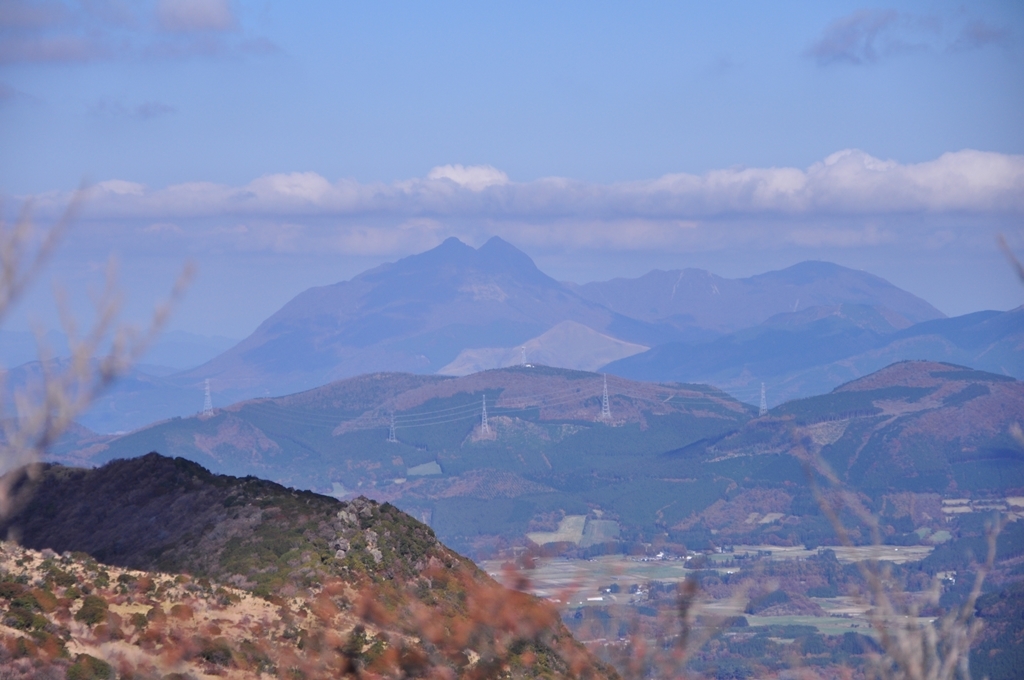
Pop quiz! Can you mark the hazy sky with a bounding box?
[1,1,1022,338]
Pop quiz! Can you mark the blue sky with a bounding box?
[1,1,1022,337]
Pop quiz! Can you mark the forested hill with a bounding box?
[54,366,751,555]
[0,453,616,679]
[52,361,1024,559]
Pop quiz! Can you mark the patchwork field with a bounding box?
[713,544,935,564]
[483,542,940,642]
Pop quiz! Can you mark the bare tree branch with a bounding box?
[0,191,83,325]
[800,434,1000,680]
[997,234,1024,285]
[0,195,193,519]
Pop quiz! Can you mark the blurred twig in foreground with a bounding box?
[997,234,1024,285]
[803,444,1000,680]
[0,193,193,519]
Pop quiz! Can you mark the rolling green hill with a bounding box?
[54,361,1023,557]
[56,366,752,555]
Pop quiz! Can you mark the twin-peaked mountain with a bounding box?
[58,236,1020,433]
[181,239,943,396]
[183,237,668,397]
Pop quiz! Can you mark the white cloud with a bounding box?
[66,149,1024,222]
[18,149,1023,260]
[93,179,145,196]
[802,149,1024,212]
[426,164,509,191]
[246,172,336,203]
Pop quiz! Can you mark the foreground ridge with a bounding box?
[0,453,616,679]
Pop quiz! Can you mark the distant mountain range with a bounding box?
[8,236,1018,433]
[605,304,1023,406]
[568,260,944,333]
[188,241,946,400]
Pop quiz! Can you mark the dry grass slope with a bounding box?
[0,454,618,679]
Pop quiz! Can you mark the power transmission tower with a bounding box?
[600,374,611,421]
[521,346,526,366]
[759,383,768,417]
[481,395,489,434]
[202,379,213,416]
[388,412,397,443]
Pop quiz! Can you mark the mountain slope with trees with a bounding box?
[0,454,615,679]
[53,367,751,556]
[52,361,1023,559]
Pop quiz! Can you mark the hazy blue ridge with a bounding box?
[604,306,1023,407]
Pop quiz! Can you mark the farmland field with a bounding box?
[483,543,936,601]
[483,543,939,638]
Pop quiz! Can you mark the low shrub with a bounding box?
[74,595,108,626]
[66,653,114,680]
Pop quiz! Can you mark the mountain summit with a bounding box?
[71,240,958,431]
[571,260,945,333]
[184,237,646,397]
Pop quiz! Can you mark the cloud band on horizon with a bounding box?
[14,149,1024,259]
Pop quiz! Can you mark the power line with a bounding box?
[613,387,749,407]
[186,374,752,439]
[388,381,615,423]
[394,399,489,418]
[242,387,739,434]
[393,402,483,423]
[192,384,532,435]
[238,403,362,428]
[394,411,482,429]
